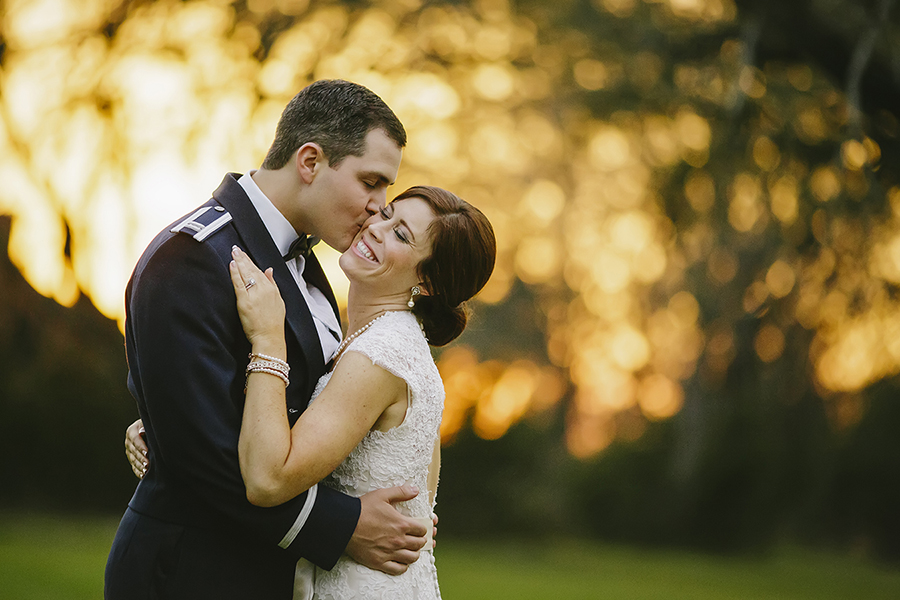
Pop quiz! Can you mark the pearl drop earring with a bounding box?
[408,286,421,308]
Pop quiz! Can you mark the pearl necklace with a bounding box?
[331,311,395,362]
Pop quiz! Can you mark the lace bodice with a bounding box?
[311,311,443,600]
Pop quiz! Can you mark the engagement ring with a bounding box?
[245,278,256,290]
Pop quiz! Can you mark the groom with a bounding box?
[105,80,427,599]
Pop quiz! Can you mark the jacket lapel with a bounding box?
[212,174,326,379]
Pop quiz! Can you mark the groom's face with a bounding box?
[306,128,403,252]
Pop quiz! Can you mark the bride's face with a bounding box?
[339,197,436,295]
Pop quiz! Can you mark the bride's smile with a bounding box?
[354,239,377,262]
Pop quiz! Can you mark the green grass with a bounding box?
[1,513,898,599]
[0,513,121,600]
[437,540,900,599]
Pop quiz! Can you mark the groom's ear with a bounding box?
[295,143,324,184]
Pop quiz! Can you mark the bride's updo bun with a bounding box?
[391,186,496,346]
[408,296,468,347]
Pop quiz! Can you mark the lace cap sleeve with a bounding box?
[343,312,429,383]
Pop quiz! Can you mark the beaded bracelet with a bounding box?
[245,359,289,377]
[248,352,290,376]
[246,364,289,385]
[244,359,289,393]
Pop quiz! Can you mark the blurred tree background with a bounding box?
[1,0,899,561]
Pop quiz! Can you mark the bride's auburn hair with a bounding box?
[391,186,496,346]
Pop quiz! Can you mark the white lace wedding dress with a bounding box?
[309,311,444,600]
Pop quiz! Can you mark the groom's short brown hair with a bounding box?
[262,79,406,170]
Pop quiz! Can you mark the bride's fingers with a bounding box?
[231,246,265,281]
[228,248,260,294]
[230,246,252,284]
[228,259,246,294]
[231,247,252,282]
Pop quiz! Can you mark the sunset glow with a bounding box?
[2,0,899,456]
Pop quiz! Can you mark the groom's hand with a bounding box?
[346,486,428,575]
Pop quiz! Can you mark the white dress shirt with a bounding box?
[237,172,342,363]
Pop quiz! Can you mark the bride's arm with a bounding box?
[241,350,404,507]
[230,247,405,507]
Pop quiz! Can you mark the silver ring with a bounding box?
[245,278,256,290]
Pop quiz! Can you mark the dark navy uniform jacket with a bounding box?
[105,174,359,599]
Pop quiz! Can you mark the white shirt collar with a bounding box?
[237,171,298,257]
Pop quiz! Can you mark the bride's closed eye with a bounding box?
[394,227,410,243]
[379,206,409,243]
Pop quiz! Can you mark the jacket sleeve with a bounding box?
[127,232,359,569]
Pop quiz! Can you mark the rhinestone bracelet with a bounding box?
[245,359,289,377]
[248,352,290,375]
[244,361,289,393]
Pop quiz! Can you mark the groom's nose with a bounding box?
[364,192,384,216]
[360,211,380,231]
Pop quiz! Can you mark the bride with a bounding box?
[128,185,495,599]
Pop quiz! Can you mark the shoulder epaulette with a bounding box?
[169,204,232,242]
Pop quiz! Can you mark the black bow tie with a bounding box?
[283,235,320,261]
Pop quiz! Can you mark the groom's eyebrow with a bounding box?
[362,171,394,186]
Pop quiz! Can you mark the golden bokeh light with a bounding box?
[608,325,651,372]
[705,322,735,375]
[795,106,828,144]
[707,247,738,283]
[765,260,796,298]
[755,324,785,363]
[739,66,766,98]
[515,236,562,284]
[566,405,615,458]
[841,139,868,171]
[473,360,539,440]
[770,176,799,225]
[675,110,712,154]
[521,180,565,225]
[574,59,611,91]
[810,166,841,202]
[3,0,899,458]
[753,136,781,171]
[594,0,637,19]
[685,170,716,212]
[728,173,764,232]
[637,373,684,421]
[590,126,634,172]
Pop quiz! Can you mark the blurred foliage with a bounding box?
[1,0,900,557]
[0,218,139,509]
